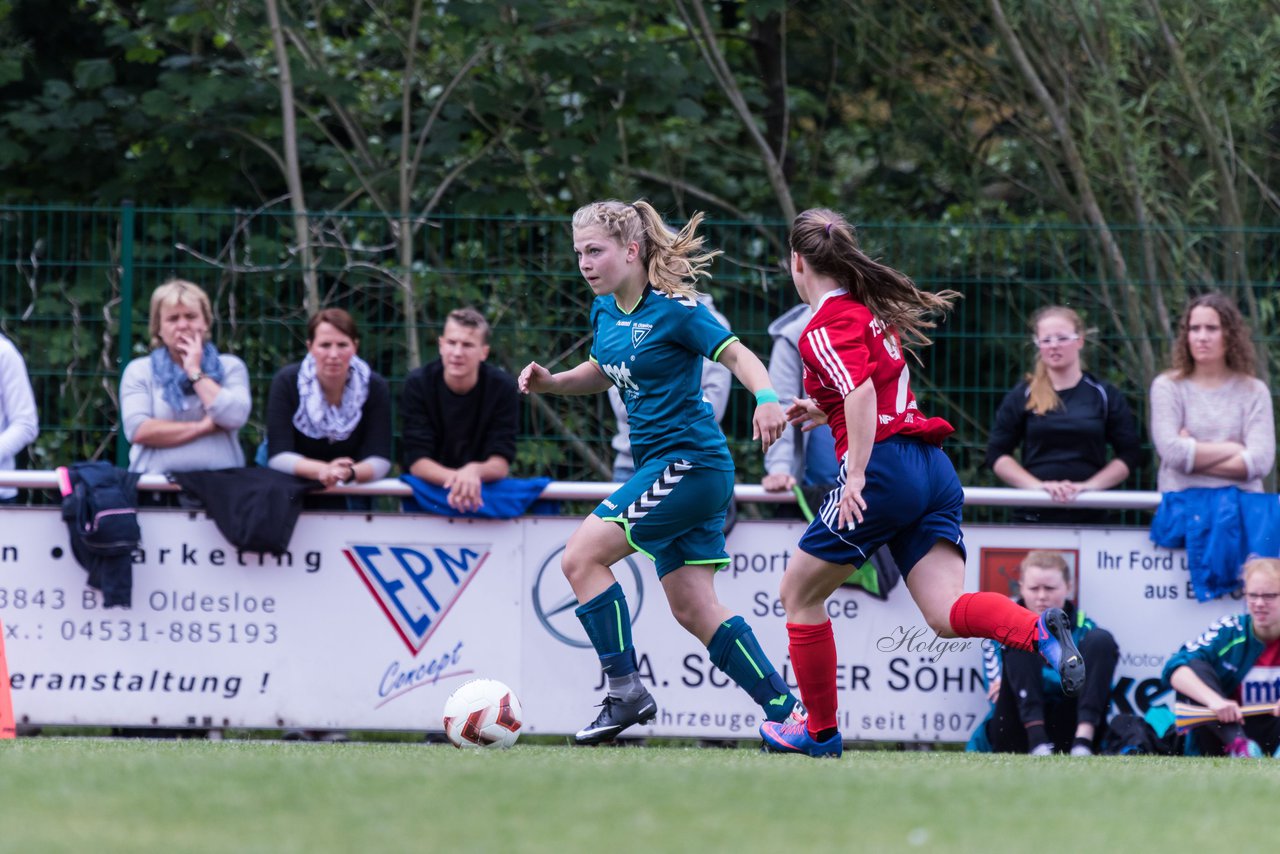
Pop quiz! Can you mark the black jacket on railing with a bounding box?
[59,461,141,608]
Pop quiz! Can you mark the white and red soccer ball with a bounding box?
[442,679,523,749]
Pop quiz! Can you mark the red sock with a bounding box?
[787,621,838,735]
[948,592,1038,652]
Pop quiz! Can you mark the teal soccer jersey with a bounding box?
[590,287,736,470]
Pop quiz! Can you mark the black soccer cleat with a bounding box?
[574,691,658,745]
[1036,607,1086,697]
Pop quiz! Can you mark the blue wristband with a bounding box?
[755,388,780,405]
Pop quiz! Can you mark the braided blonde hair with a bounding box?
[571,200,721,298]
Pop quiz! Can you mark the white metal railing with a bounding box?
[0,469,1164,509]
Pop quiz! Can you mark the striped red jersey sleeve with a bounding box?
[799,293,953,460]
[803,313,873,397]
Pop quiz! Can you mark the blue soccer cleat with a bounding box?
[1036,607,1086,697]
[1227,737,1264,758]
[759,718,843,758]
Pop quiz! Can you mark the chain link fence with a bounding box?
[4,204,1278,520]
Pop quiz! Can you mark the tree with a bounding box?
[0,0,281,205]
[62,0,552,366]
[840,0,1280,390]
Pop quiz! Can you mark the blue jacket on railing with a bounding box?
[1150,487,1280,602]
[400,474,555,519]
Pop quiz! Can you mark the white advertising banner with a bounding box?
[0,508,524,731]
[0,508,1245,741]
[520,517,987,742]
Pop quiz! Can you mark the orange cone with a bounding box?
[0,620,15,738]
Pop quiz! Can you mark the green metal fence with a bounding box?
[3,204,1279,516]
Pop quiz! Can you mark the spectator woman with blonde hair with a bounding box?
[985,305,1143,523]
[120,279,251,488]
[1150,292,1274,493]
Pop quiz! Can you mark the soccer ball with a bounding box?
[441,679,523,749]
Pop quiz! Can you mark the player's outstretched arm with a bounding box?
[518,360,612,396]
[785,397,828,431]
[717,340,785,451]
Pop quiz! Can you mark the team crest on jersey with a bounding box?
[344,543,489,654]
[631,322,654,347]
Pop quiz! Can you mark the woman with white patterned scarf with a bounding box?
[265,308,392,509]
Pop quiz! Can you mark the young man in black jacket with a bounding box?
[400,308,518,513]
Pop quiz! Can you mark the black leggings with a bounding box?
[1177,658,1280,755]
[987,627,1119,753]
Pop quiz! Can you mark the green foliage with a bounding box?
[833,0,1280,395]
[0,0,1272,240]
[2,1,1279,486]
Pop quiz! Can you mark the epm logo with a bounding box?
[344,544,489,655]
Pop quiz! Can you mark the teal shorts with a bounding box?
[592,457,733,577]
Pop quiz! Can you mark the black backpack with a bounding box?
[59,462,141,556]
[1102,713,1176,756]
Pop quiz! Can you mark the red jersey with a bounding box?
[799,291,954,461]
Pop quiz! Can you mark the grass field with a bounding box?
[0,737,1274,853]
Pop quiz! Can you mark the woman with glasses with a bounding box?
[985,305,1143,523]
[1149,292,1274,493]
[1164,557,1280,757]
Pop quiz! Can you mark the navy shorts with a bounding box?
[592,457,733,577]
[797,436,965,577]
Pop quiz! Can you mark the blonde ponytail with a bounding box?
[1024,360,1062,416]
[631,201,720,298]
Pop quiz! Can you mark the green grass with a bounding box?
[0,738,1275,853]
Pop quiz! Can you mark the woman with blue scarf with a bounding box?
[120,280,251,487]
[265,307,392,509]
